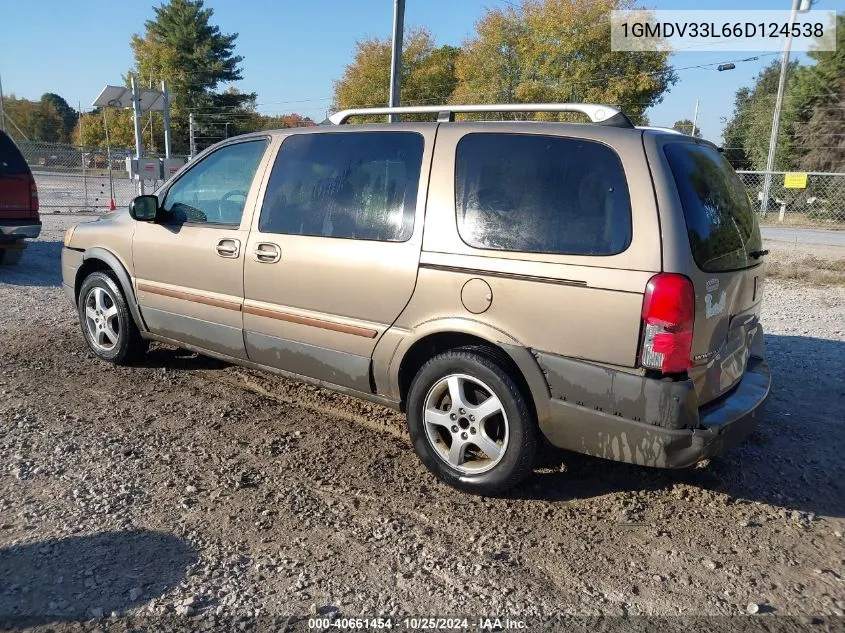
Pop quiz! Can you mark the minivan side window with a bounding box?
[161,139,268,226]
[455,133,632,256]
[258,132,423,242]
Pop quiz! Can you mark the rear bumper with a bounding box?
[536,352,770,468]
[0,220,41,240]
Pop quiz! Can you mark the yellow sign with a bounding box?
[784,172,808,189]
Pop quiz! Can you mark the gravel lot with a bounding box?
[1,215,844,631]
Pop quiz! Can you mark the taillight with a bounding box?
[29,174,39,217]
[640,273,694,374]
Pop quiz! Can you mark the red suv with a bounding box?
[0,130,40,264]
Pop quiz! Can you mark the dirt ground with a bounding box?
[1,215,843,632]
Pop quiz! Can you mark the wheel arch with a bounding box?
[75,248,148,332]
[392,322,551,423]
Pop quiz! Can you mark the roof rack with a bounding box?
[637,125,685,135]
[328,103,634,129]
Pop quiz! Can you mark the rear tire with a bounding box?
[407,348,537,495]
[77,271,148,364]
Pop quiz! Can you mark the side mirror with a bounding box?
[129,195,159,222]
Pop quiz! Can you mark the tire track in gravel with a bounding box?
[2,319,570,619]
[218,368,409,441]
[182,357,571,616]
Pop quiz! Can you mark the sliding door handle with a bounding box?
[253,242,281,263]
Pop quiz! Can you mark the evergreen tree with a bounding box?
[794,77,845,172]
[131,0,254,153]
[791,14,845,172]
[40,93,78,143]
[720,60,803,171]
[721,87,753,171]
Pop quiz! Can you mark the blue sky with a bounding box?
[0,0,838,141]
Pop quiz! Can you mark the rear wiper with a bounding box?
[749,249,769,259]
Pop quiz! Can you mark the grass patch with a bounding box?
[758,212,845,229]
[766,255,845,285]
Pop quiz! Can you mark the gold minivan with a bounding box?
[61,104,770,495]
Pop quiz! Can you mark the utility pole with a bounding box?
[388,0,405,122]
[130,75,145,195]
[760,0,811,216]
[102,108,115,209]
[189,112,196,159]
[162,80,172,159]
[0,73,5,133]
[691,99,699,137]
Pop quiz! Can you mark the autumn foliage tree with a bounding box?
[333,1,674,124]
[74,109,138,149]
[450,0,675,123]
[334,28,460,113]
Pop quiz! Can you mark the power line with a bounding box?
[177,52,784,117]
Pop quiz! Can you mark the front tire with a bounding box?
[77,271,148,364]
[407,349,537,495]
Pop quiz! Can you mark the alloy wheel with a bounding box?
[84,286,120,352]
[422,373,509,475]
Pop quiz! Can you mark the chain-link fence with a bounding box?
[19,141,185,213]
[20,141,845,226]
[736,171,845,226]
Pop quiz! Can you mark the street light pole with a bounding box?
[691,99,699,136]
[760,0,811,216]
[388,0,405,122]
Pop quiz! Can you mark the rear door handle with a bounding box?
[216,238,241,258]
[253,242,281,263]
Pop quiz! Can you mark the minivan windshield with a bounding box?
[664,142,762,272]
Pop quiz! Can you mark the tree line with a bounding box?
[4,0,841,173]
[8,0,675,155]
[1,0,313,155]
[1,93,79,144]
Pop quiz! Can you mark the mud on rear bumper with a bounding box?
[535,352,770,468]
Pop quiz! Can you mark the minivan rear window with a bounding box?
[455,133,632,256]
[0,131,29,175]
[664,142,762,272]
